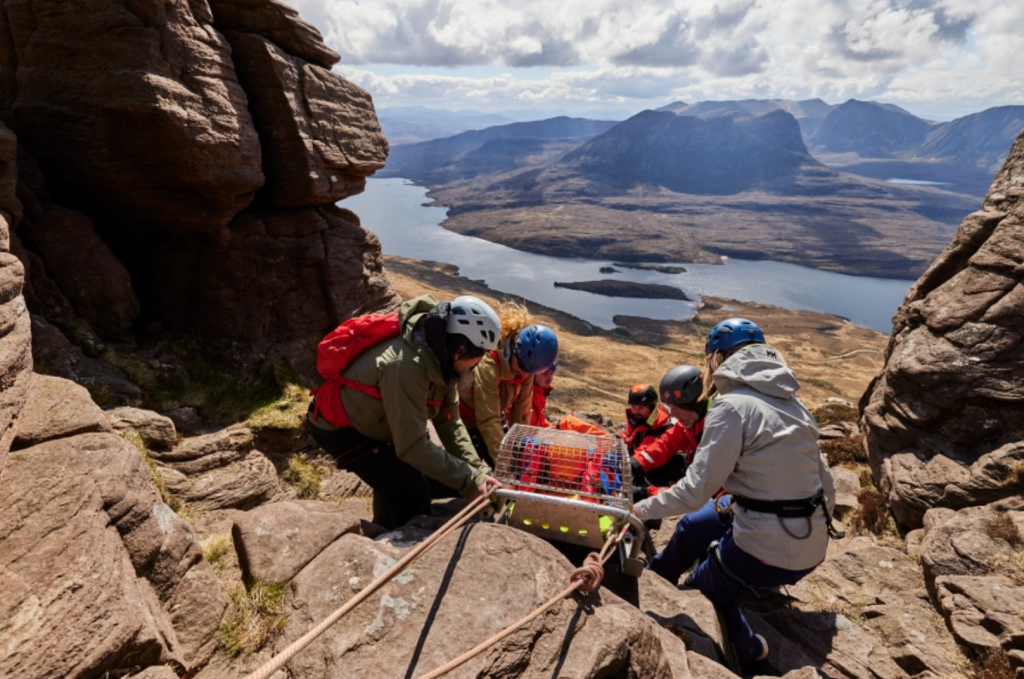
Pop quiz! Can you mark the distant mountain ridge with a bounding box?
[558,108,818,194]
[380,116,618,183]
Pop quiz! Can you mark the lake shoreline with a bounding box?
[344,178,916,332]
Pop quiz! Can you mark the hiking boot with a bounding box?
[740,634,774,678]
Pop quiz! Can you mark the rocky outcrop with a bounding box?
[0,123,30,477]
[151,427,280,511]
[107,407,178,449]
[862,129,1024,527]
[0,0,398,368]
[919,504,1024,657]
[277,524,684,679]
[0,0,264,232]
[222,30,387,207]
[11,373,113,449]
[0,432,229,676]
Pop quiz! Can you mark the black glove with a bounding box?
[632,484,649,505]
[629,457,646,486]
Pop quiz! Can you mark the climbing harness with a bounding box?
[242,424,644,679]
[731,489,846,540]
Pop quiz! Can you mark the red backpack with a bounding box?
[312,312,401,428]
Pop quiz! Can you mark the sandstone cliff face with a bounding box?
[862,129,1024,527]
[0,0,398,365]
[0,123,29,473]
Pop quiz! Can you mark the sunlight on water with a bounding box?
[344,179,915,332]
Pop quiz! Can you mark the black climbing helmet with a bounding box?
[659,365,704,409]
[627,384,658,408]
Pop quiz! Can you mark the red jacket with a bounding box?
[633,418,704,472]
[620,405,673,456]
[529,385,551,428]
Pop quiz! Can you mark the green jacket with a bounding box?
[339,295,487,497]
[458,339,534,461]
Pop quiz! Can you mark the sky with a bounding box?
[285,0,1024,121]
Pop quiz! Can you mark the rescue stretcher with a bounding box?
[492,424,648,577]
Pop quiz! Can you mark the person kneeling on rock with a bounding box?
[626,366,706,502]
[307,295,503,530]
[458,301,559,466]
[634,318,842,676]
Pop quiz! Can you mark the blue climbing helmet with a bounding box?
[515,324,559,374]
[705,318,765,355]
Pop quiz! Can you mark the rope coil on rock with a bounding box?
[569,551,606,594]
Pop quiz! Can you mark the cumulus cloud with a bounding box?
[284,0,1024,117]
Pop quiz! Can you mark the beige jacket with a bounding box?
[458,339,534,460]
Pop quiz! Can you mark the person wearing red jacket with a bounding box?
[630,366,708,501]
[621,384,674,454]
[529,362,556,427]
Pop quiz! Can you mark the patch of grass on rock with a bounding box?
[201,534,235,575]
[282,454,323,500]
[848,487,898,538]
[812,402,859,427]
[1005,463,1024,489]
[120,428,195,523]
[985,513,1024,549]
[106,345,307,427]
[219,580,289,656]
[821,435,868,467]
[968,648,1015,679]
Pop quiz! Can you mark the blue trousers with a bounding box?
[648,498,816,666]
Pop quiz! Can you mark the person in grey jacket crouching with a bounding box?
[634,317,841,677]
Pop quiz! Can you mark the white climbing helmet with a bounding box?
[447,295,501,351]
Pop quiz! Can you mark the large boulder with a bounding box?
[231,500,362,583]
[0,123,29,475]
[107,407,178,449]
[778,540,962,679]
[0,432,229,676]
[0,0,264,232]
[11,373,112,449]
[862,129,1024,527]
[919,504,1024,657]
[149,205,399,354]
[151,427,280,511]
[270,524,683,679]
[223,30,387,207]
[639,571,729,666]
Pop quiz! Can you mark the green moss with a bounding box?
[105,345,307,428]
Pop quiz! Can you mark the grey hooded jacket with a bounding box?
[634,343,836,570]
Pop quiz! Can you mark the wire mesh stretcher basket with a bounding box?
[492,425,645,558]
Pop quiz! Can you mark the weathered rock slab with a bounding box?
[107,406,178,449]
[12,373,112,448]
[0,432,229,676]
[232,500,362,583]
[274,525,681,679]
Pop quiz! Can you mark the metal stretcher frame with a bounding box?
[492,425,646,570]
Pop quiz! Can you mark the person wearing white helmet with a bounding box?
[307,294,503,529]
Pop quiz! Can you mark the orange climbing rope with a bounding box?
[242,491,629,679]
